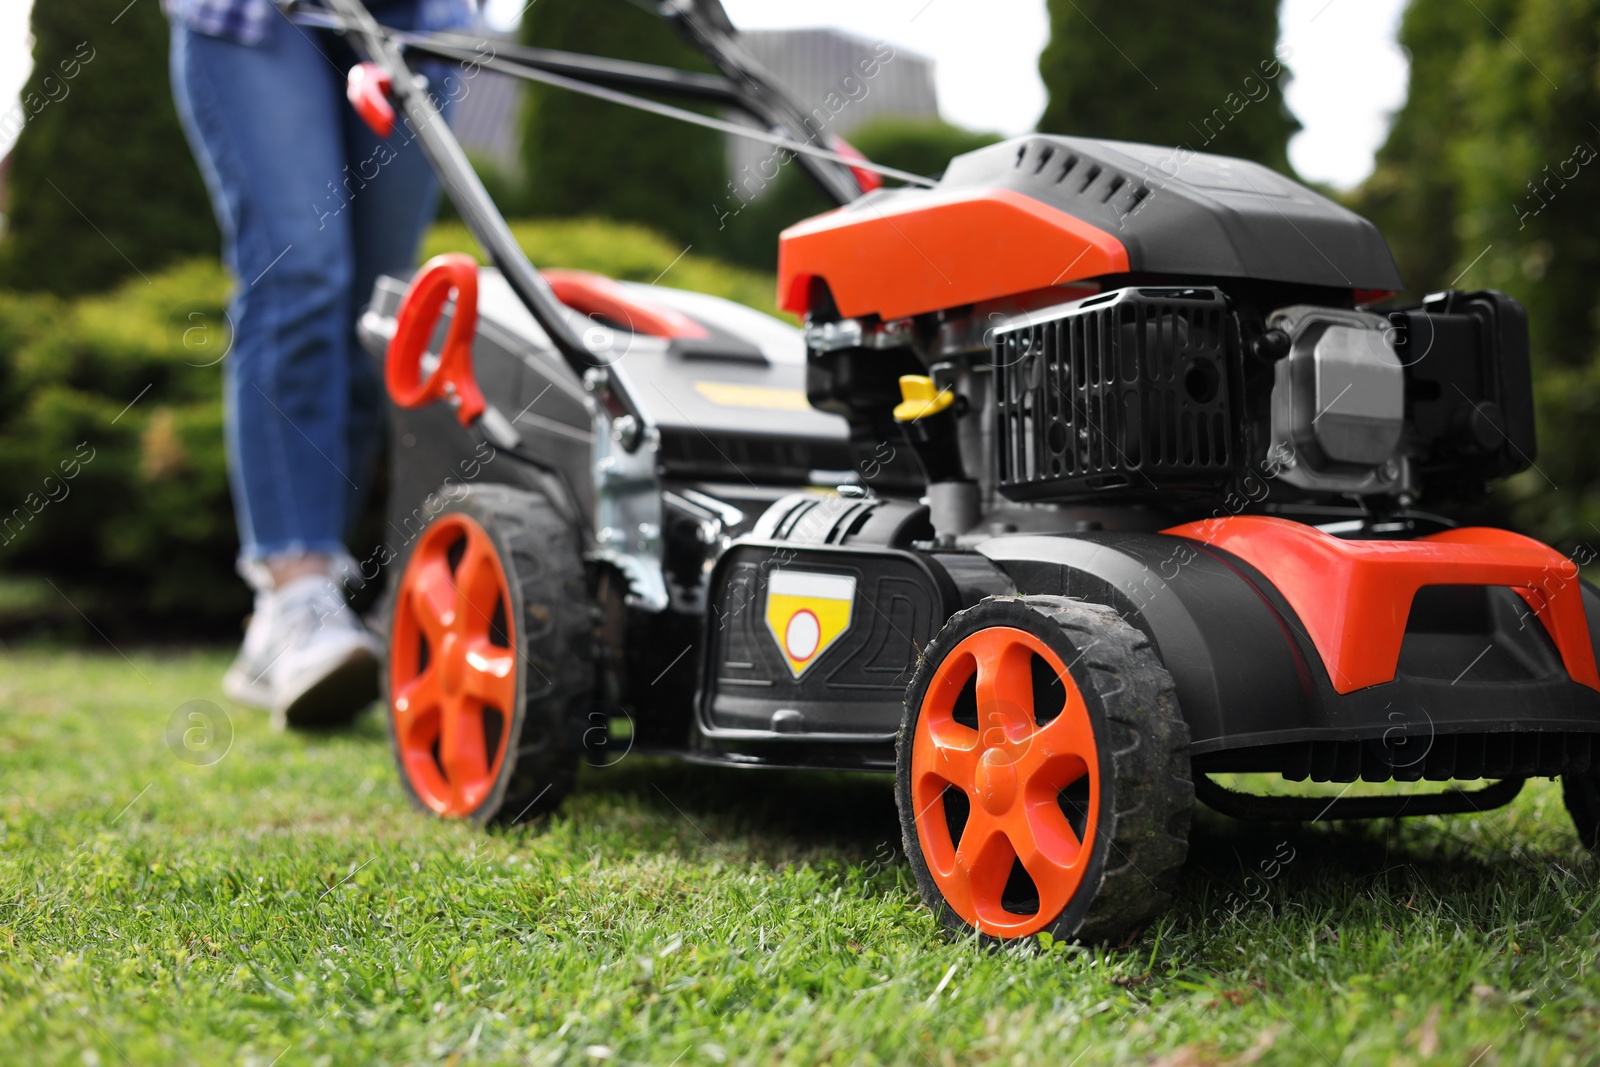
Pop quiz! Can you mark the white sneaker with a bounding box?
[222,574,381,728]
[222,590,281,711]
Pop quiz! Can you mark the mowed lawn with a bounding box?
[3,650,1600,1065]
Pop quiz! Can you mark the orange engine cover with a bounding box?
[776,187,1129,321]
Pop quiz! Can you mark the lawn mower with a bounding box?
[306,0,1600,944]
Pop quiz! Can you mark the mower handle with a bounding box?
[670,0,738,37]
[657,0,866,205]
[316,0,635,395]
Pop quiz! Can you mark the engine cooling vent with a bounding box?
[992,286,1235,501]
[1011,138,1151,221]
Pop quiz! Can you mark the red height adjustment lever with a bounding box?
[386,254,522,453]
[347,62,395,139]
[387,253,484,424]
[386,255,522,447]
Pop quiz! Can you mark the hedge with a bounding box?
[0,219,780,635]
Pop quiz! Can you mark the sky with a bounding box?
[3,0,1410,189]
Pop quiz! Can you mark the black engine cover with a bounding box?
[946,136,1403,292]
[1390,288,1537,498]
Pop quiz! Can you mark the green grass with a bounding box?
[4,650,1600,1065]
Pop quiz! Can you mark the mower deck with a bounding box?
[360,269,1600,789]
[325,0,1600,942]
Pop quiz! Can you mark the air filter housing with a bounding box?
[992,286,1236,501]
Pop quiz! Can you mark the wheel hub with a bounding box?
[974,747,1018,815]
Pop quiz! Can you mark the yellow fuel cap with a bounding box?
[893,375,954,422]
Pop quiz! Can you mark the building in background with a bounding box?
[726,29,938,198]
[448,30,523,174]
[450,27,939,195]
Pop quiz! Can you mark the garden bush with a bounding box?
[421,217,784,318]
[0,219,781,635]
[0,259,237,630]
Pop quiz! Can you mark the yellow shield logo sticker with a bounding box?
[765,569,856,677]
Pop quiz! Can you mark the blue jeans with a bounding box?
[170,11,443,570]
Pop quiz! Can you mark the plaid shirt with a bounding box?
[163,0,474,46]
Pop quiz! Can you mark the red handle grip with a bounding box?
[543,269,708,340]
[386,253,485,426]
[347,62,395,139]
[829,134,884,194]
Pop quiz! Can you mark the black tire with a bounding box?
[1562,770,1600,851]
[896,595,1193,945]
[384,483,593,825]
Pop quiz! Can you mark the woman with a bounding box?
[166,0,474,726]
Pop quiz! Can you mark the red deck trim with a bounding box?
[1164,515,1600,695]
[543,269,708,340]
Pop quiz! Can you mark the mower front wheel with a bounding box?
[896,595,1193,945]
[385,484,592,824]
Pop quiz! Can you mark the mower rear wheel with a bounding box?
[386,484,591,824]
[896,596,1193,945]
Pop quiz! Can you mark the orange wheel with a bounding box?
[390,512,516,816]
[910,625,1099,937]
[897,596,1192,944]
[386,485,588,823]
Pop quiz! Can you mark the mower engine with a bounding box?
[979,283,1533,512]
[782,136,1535,543]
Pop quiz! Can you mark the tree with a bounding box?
[1446,0,1600,370]
[1347,0,1504,301]
[1350,0,1600,545]
[518,0,726,252]
[0,0,217,295]
[1036,0,1299,174]
[1448,0,1600,542]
